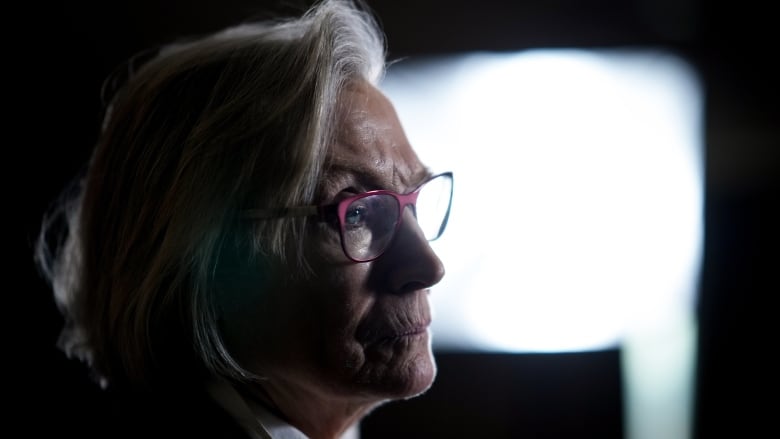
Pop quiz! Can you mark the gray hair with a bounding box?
[35,0,386,389]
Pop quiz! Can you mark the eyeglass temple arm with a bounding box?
[242,206,319,220]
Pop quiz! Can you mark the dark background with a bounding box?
[12,0,777,437]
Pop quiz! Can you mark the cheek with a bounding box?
[309,264,374,346]
[305,226,374,339]
[298,261,374,377]
[311,221,346,262]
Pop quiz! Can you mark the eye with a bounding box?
[344,202,369,227]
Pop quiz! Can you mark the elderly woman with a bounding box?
[35,1,453,438]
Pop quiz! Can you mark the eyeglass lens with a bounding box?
[342,174,452,261]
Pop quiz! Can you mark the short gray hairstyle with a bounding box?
[35,0,386,390]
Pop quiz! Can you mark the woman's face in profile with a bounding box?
[221,81,445,405]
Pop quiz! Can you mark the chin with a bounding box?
[359,331,438,399]
[399,350,437,399]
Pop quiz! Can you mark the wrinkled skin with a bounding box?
[220,81,446,439]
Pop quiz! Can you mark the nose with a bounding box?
[376,207,446,294]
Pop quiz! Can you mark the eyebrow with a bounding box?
[324,163,433,192]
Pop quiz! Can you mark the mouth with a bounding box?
[370,320,430,346]
[356,297,433,348]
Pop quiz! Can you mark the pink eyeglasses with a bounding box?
[243,172,453,262]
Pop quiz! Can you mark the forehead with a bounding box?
[322,81,429,194]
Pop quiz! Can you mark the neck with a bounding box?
[239,379,383,439]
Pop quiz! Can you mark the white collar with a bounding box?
[205,378,360,439]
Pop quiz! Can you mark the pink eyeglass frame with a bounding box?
[242,171,453,262]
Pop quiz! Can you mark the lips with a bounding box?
[354,292,433,347]
[358,316,431,347]
[379,322,429,344]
